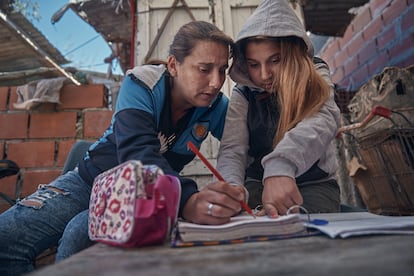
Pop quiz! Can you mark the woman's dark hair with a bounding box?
[169,21,234,63]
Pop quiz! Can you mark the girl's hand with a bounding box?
[182,181,245,224]
[259,176,303,218]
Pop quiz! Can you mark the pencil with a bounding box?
[187,141,255,218]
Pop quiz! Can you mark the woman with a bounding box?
[217,0,341,218]
[0,21,245,275]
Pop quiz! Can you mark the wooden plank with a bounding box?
[137,0,210,65]
[30,235,414,276]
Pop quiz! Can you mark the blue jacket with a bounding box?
[78,64,229,216]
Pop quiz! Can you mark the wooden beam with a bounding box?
[144,0,196,63]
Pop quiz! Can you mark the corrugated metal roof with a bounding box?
[0,11,70,85]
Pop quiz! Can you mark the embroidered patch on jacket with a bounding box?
[193,123,208,139]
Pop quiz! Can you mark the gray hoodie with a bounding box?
[217,0,341,185]
[230,0,313,88]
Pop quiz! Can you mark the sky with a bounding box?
[28,0,123,75]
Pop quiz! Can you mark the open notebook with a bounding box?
[171,211,414,248]
[171,213,315,247]
[302,212,414,238]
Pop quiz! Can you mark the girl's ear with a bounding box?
[167,55,177,77]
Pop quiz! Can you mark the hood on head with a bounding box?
[230,0,314,87]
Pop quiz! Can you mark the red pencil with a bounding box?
[187,141,255,218]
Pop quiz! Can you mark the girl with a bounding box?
[217,0,341,218]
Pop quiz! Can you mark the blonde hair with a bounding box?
[269,37,330,145]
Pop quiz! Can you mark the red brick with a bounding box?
[346,34,365,58]
[0,113,28,139]
[0,87,9,111]
[370,0,392,17]
[325,58,336,72]
[8,87,19,111]
[57,140,76,167]
[83,109,113,138]
[21,170,61,197]
[0,201,12,214]
[333,48,349,69]
[59,84,107,109]
[0,172,19,213]
[320,39,340,61]
[363,17,383,42]
[0,175,18,199]
[388,34,414,60]
[382,0,407,26]
[377,25,397,50]
[332,66,345,85]
[399,53,414,68]
[358,40,379,65]
[352,64,370,89]
[368,51,390,76]
[343,57,359,77]
[33,103,57,112]
[29,112,77,138]
[340,24,355,48]
[351,6,372,34]
[0,142,4,158]
[401,5,414,33]
[8,141,55,168]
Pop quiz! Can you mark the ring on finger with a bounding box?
[207,203,214,216]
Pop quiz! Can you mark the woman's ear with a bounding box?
[167,55,177,77]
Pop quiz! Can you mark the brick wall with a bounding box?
[0,84,114,213]
[319,0,414,93]
[319,0,414,207]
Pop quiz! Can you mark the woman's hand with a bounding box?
[182,181,246,225]
[259,176,303,218]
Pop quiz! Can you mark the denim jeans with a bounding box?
[0,170,94,276]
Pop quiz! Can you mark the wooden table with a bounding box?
[30,234,414,276]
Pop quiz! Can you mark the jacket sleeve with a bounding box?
[114,75,198,217]
[261,62,341,180]
[216,87,250,185]
[114,76,173,173]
